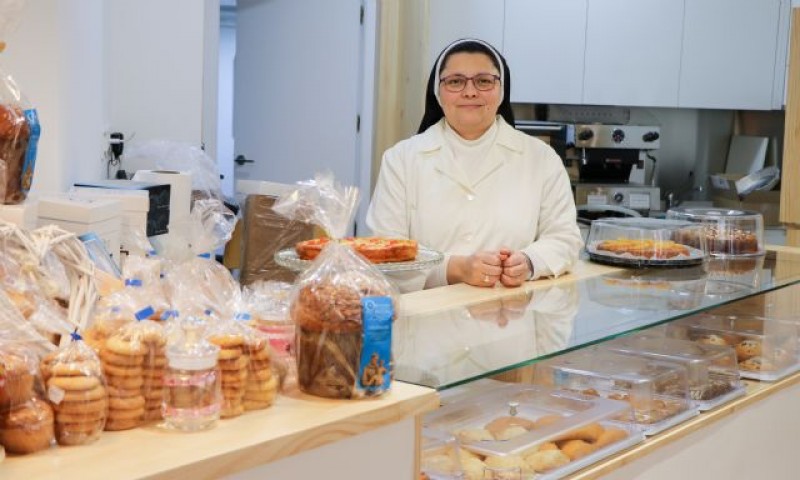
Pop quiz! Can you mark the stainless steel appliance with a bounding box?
[515,120,575,163]
[573,124,661,215]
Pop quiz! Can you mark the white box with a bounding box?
[70,188,149,254]
[0,201,38,230]
[37,196,122,266]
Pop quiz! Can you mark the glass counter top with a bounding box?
[393,249,800,391]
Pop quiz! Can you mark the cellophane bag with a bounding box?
[84,280,155,352]
[163,254,240,320]
[243,281,295,390]
[275,173,398,399]
[40,332,107,446]
[0,0,40,205]
[205,312,277,418]
[121,252,169,320]
[0,342,55,454]
[99,306,166,430]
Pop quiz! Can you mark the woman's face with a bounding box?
[438,52,501,140]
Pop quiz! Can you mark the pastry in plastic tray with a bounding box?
[666,313,800,381]
[666,208,764,256]
[295,236,418,263]
[605,334,744,410]
[423,384,642,479]
[585,218,707,267]
[533,348,697,436]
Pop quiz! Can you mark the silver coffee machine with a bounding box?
[572,124,661,215]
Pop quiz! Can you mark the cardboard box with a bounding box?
[709,173,781,226]
[239,194,315,285]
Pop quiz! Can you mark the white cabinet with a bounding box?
[679,0,783,109]
[427,0,505,68]
[504,0,587,104]
[583,0,684,107]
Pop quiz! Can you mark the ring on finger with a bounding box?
[483,274,490,283]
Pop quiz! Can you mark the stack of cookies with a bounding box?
[243,336,277,411]
[101,333,146,431]
[208,333,248,418]
[41,343,108,446]
[140,327,167,421]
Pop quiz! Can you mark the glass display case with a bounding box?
[393,249,800,392]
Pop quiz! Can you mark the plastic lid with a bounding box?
[668,208,761,220]
[591,217,694,231]
[167,317,220,371]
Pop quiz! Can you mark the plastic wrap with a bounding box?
[278,174,398,399]
[1,0,39,205]
[40,332,107,445]
[0,343,55,454]
[163,255,240,320]
[244,281,295,390]
[98,306,166,429]
[121,252,169,319]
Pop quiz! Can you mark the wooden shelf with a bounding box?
[0,382,438,480]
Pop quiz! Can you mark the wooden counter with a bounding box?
[0,382,438,480]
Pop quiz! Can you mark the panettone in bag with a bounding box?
[291,242,397,399]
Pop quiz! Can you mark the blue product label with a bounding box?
[358,296,393,395]
[22,109,40,193]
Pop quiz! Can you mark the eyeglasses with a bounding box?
[439,74,500,93]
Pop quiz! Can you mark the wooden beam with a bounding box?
[780,9,800,225]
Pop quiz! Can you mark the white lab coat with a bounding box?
[366,117,582,290]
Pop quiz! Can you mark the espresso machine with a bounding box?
[572,124,661,216]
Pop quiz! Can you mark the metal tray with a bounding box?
[274,245,444,273]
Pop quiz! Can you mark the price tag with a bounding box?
[587,194,607,206]
[629,193,651,210]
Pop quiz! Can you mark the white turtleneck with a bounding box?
[443,119,499,185]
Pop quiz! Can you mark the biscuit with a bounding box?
[57,419,105,435]
[558,439,598,460]
[109,395,146,410]
[48,375,101,392]
[221,403,245,418]
[106,386,142,398]
[63,385,107,403]
[56,398,107,415]
[249,349,271,362]
[104,418,142,431]
[246,376,278,391]
[525,449,571,473]
[100,351,145,367]
[220,356,249,371]
[209,334,245,348]
[554,422,604,443]
[106,375,144,390]
[218,348,242,361]
[248,369,274,382]
[735,339,762,360]
[57,430,103,446]
[103,363,144,377]
[595,427,629,448]
[48,362,100,377]
[56,410,106,423]
[105,336,147,356]
[222,370,248,383]
[144,389,165,401]
[243,399,273,411]
[108,407,145,420]
[739,356,775,371]
[249,359,271,370]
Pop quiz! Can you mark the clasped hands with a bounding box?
[448,248,532,288]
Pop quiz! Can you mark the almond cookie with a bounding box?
[56,410,106,424]
[109,395,146,410]
[105,336,147,356]
[209,334,245,349]
[103,363,144,377]
[107,407,145,420]
[48,375,101,392]
[218,348,242,361]
[106,375,144,390]
[100,351,145,367]
[62,385,107,403]
[104,417,142,431]
[56,398,107,415]
[219,356,249,371]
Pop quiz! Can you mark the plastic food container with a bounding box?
[585,218,707,268]
[424,384,643,480]
[420,429,476,480]
[586,267,707,311]
[605,334,744,411]
[666,208,764,257]
[704,255,765,296]
[666,313,800,381]
[533,348,698,436]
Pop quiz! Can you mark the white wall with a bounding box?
[217,14,236,197]
[1,0,217,197]
[3,0,106,194]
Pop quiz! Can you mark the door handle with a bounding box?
[234,154,255,166]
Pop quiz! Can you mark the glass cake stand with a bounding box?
[274,246,445,273]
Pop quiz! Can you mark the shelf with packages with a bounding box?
[396,246,800,479]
